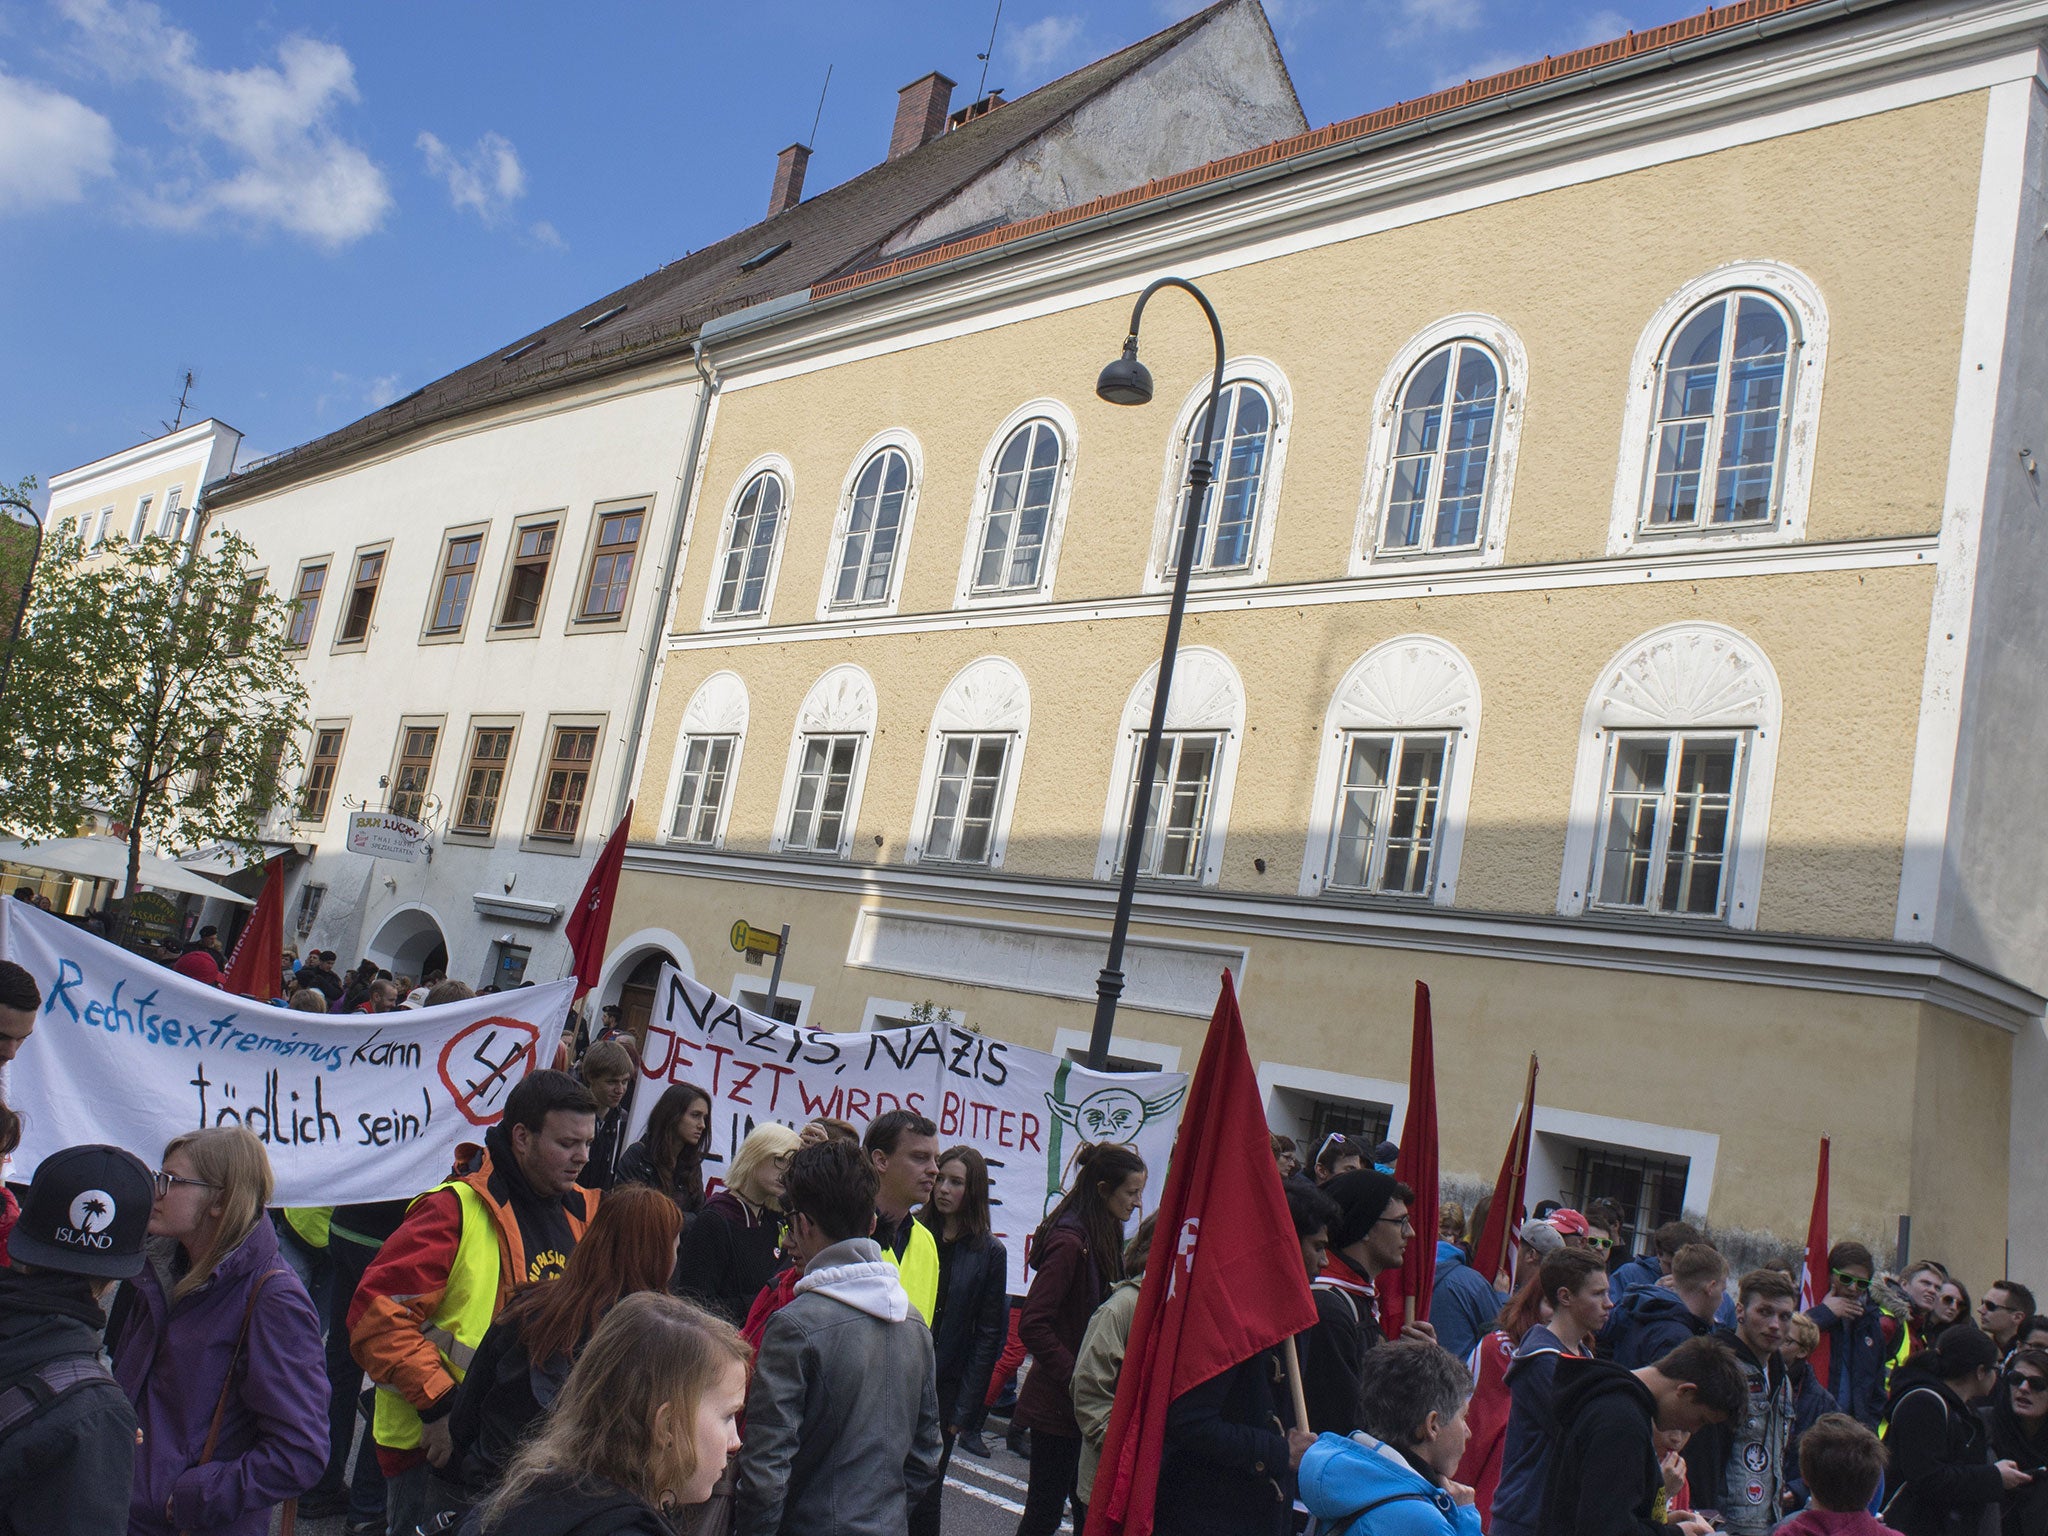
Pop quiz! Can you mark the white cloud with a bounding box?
[0,71,114,210]
[1572,9,1633,44]
[527,219,566,250]
[1429,8,1636,87]
[57,0,391,247]
[314,369,403,419]
[417,129,525,222]
[1431,49,1527,87]
[1399,0,1483,40]
[1006,14,1085,76]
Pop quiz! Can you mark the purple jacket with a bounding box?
[111,1215,328,1536]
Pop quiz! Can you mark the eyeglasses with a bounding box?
[1374,1213,1415,1235]
[1983,1298,2018,1315]
[2008,1371,2047,1393]
[771,1152,796,1170]
[1831,1270,1873,1291]
[1586,1236,1616,1253]
[152,1170,220,1199]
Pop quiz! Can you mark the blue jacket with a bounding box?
[1602,1284,1712,1368]
[1489,1324,1581,1536]
[1298,1431,1484,1536]
[1608,1252,1662,1304]
[1428,1242,1501,1365]
[1807,1299,1890,1428]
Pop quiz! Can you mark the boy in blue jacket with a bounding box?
[1299,1341,1484,1536]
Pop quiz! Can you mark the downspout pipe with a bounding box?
[611,339,719,825]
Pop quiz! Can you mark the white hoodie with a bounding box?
[793,1237,913,1323]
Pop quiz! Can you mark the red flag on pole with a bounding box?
[1378,980,1440,1337]
[1470,1054,1539,1292]
[1084,972,1319,1536]
[221,857,283,1001]
[1800,1135,1832,1386]
[564,803,632,1000]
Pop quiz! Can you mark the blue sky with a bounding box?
[1,0,1646,493]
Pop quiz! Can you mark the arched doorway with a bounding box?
[366,905,450,980]
[595,929,693,1054]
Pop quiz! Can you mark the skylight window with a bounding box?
[580,304,628,331]
[739,240,792,273]
[502,339,542,362]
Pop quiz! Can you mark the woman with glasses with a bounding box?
[1881,1325,2032,1535]
[110,1126,328,1536]
[673,1120,799,1326]
[1984,1348,2048,1536]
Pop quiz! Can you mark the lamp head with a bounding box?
[1095,337,1154,406]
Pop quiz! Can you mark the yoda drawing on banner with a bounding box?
[1042,1067,1187,1216]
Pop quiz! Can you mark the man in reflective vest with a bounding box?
[864,1109,941,1325]
[349,1070,599,1536]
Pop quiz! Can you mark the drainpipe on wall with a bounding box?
[611,338,720,827]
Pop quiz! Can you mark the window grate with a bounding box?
[1559,1145,1688,1257]
[1306,1097,1391,1153]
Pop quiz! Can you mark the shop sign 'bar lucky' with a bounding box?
[0,900,571,1206]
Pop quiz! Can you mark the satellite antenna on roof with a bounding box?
[976,0,1005,101]
[809,64,832,151]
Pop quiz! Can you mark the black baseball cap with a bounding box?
[10,1143,154,1278]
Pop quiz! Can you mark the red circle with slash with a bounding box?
[438,1017,542,1126]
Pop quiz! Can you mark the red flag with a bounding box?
[221,857,283,1001]
[1800,1136,1832,1386]
[1471,1054,1539,1291]
[564,803,632,1000]
[1085,972,1318,1536]
[1378,980,1440,1337]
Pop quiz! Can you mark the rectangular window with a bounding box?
[455,726,514,834]
[669,735,735,844]
[429,534,482,633]
[534,726,598,839]
[784,735,860,853]
[499,523,556,628]
[1120,732,1221,881]
[1326,732,1451,896]
[1561,1144,1689,1257]
[1595,732,1745,918]
[131,495,152,543]
[158,487,185,540]
[286,563,327,648]
[389,725,439,822]
[300,727,345,822]
[223,575,265,656]
[923,734,1010,864]
[337,549,385,643]
[92,508,112,548]
[579,509,643,620]
[294,881,326,936]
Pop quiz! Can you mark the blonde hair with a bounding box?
[726,1121,801,1208]
[1786,1310,1821,1354]
[161,1126,273,1301]
[478,1291,749,1530]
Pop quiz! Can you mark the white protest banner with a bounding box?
[0,900,575,1205]
[628,964,1188,1293]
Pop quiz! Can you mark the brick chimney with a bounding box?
[889,71,956,160]
[768,142,810,218]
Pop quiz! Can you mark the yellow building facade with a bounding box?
[598,2,2044,1279]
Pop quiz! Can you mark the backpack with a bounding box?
[0,1354,118,1443]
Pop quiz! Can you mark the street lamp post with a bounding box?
[1085,276,1228,1071]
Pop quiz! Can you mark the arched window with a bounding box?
[771,665,877,858]
[1382,342,1501,553]
[711,468,786,620]
[971,419,1064,594]
[1645,293,1794,529]
[1182,382,1271,573]
[907,657,1031,868]
[665,672,749,846]
[1557,623,1782,928]
[829,446,913,609]
[1095,648,1245,887]
[1299,636,1481,903]
[1608,263,1827,554]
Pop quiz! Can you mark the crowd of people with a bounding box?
[0,957,2043,1536]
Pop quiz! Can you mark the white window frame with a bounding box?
[953,399,1080,608]
[816,429,923,619]
[701,455,794,628]
[906,656,1031,869]
[769,664,876,859]
[1299,636,1480,903]
[1094,647,1245,889]
[1355,314,1527,573]
[130,495,152,543]
[159,486,186,541]
[1527,1106,1719,1226]
[1557,622,1781,929]
[91,507,112,549]
[1607,261,1828,556]
[662,671,749,849]
[1143,357,1291,594]
[1590,730,1751,920]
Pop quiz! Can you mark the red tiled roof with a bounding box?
[811,0,1836,302]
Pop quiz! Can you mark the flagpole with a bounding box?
[1281,1335,1311,1432]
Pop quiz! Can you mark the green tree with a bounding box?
[0,525,310,941]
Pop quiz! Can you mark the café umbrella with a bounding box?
[0,835,254,904]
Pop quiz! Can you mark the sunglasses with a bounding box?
[1586,1236,1616,1252]
[2009,1371,2048,1393]
[151,1169,220,1199]
[1831,1270,1873,1291]
[1983,1298,2018,1314]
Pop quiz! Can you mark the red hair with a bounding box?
[1492,1274,1548,1345]
[502,1184,683,1363]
